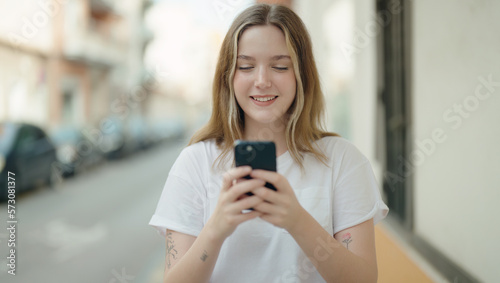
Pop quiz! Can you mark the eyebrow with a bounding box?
[237,54,291,61]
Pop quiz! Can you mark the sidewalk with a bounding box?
[375,223,443,282]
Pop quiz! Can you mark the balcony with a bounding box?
[90,0,115,17]
[62,0,126,66]
[63,27,125,67]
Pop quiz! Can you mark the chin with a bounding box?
[251,115,282,125]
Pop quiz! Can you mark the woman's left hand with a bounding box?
[249,169,306,233]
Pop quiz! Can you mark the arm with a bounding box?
[249,169,378,283]
[163,166,265,283]
[288,213,378,283]
[163,228,224,283]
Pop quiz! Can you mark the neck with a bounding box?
[243,120,288,157]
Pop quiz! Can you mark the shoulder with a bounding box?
[171,139,219,172]
[316,136,369,163]
[179,139,218,158]
[166,139,223,182]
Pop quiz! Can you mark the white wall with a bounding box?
[296,0,378,161]
[0,0,57,53]
[349,0,378,161]
[0,45,49,125]
[412,1,500,282]
[294,0,500,281]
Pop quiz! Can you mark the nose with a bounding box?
[254,66,271,89]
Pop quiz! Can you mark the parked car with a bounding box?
[49,125,105,177]
[100,116,128,160]
[0,122,59,201]
[151,118,186,144]
[100,115,155,160]
[127,116,155,151]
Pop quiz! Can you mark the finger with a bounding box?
[250,170,282,191]
[236,193,251,201]
[232,210,262,224]
[222,166,252,192]
[226,195,264,213]
[252,186,280,203]
[235,177,250,184]
[227,179,265,201]
[252,199,279,214]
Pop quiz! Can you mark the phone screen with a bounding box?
[234,140,277,193]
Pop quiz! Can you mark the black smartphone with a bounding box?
[234,140,277,196]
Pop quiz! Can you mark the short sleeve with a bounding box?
[149,147,206,237]
[332,144,389,235]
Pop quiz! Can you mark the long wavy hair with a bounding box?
[188,3,338,172]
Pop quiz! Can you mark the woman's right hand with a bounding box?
[205,166,265,242]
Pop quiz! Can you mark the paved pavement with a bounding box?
[0,139,187,283]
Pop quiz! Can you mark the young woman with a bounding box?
[150,4,388,283]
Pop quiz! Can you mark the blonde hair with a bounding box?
[189,3,338,172]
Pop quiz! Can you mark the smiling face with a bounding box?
[233,25,297,134]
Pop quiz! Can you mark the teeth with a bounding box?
[252,96,276,102]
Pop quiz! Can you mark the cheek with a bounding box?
[233,74,248,105]
[233,73,251,94]
[233,74,251,107]
[275,73,296,96]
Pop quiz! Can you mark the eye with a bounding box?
[238,66,253,70]
[273,66,289,71]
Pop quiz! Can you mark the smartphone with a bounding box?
[234,140,277,195]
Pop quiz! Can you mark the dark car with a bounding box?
[100,116,128,160]
[0,122,59,201]
[49,126,105,177]
[100,116,151,160]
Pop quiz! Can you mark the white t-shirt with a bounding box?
[149,136,389,282]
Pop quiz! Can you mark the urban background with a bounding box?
[0,0,499,282]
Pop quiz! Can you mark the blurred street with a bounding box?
[0,138,187,283]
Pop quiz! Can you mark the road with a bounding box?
[0,139,188,283]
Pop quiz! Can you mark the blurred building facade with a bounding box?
[0,0,153,131]
[294,0,499,282]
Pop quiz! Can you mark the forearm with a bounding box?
[164,227,223,283]
[289,210,377,283]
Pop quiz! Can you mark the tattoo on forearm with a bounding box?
[166,232,178,268]
[342,233,353,250]
[200,250,208,262]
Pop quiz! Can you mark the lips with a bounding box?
[250,95,278,102]
[250,95,278,106]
